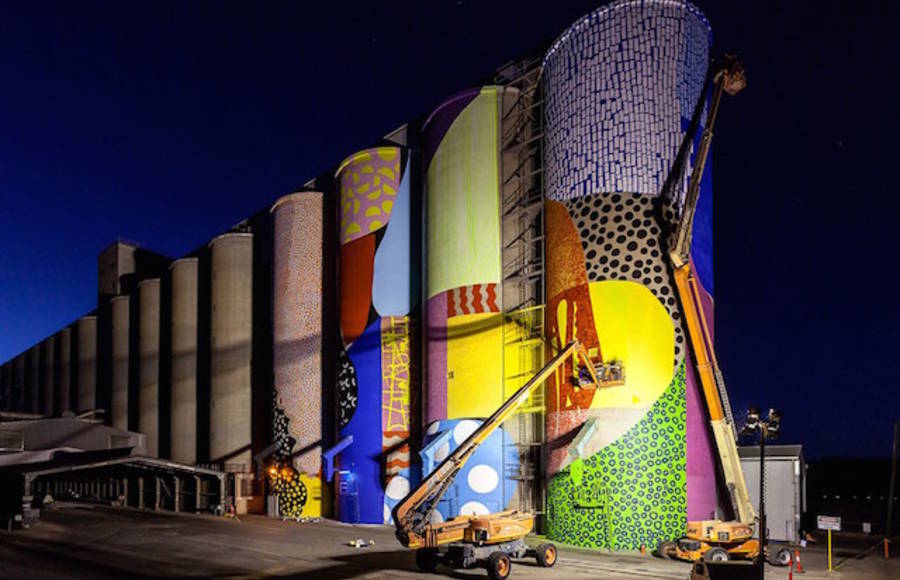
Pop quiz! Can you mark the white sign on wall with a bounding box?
[817,515,842,531]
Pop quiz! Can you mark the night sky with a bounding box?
[1,1,898,459]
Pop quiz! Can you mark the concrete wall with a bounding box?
[110,295,130,430]
[76,316,97,413]
[209,233,253,470]
[138,279,161,457]
[170,257,199,464]
[40,336,55,416]
[0,363,8,411]
[57,327,72,414]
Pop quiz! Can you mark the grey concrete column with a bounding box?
[13,354,26,412]
[27,345,40,414]
[170,258,199,464]
[139,279,161,457]
[77,316,98,413]
[40,336,55,416]
[110,295,130,430]
[208,233,253,471]
[57,327,72,414]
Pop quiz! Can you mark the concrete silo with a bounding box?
[208,233,252,478]
[422,87,521,521]
[333,147,418,523]
[77,316,98,413]
[271,193,326,518]
[41,336,55,416]
[170,257,199,465]
[12,355,26,412]
[138,279,161,457]
[57,327,72,414]
[540,0,717,549]
[27,345,40,414]
[110,295,130,430]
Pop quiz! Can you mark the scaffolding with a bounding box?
[496,57,547,525]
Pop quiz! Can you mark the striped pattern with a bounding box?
[446,283,500,318]
[384,433,411,476]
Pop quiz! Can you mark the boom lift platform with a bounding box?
[393,340,617,579]
[657,56,790,567]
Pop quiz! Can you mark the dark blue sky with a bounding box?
[1,1,898,458]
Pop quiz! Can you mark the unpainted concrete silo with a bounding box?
[40,336,55,416]
[12,354,26,411]
[57,327,72,413]
[0,362,9,411]
[208,233,253,473]
[138,279,161,457]
[170,257,199,464]
[76,316,98,413]
[271,192,325,518]
[110,295,130,430]
[27,345,40,414]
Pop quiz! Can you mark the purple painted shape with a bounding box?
[685,348,718,521]
[425,293,448,424]
[422,88,481,169]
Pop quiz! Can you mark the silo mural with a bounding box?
[272,192,325,518]
[541,0,716,549]
[170,257,199,464]
[41,336,55,416]
[77,315,97,413]
[110,295,130,430]
[422,87,516,521]
[58,327,71,413]
[334,147,418,524]
[138,279,161,457]
[209,233,253,470]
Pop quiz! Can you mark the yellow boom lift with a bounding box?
[393,340,618,579]
[656,57,790,567]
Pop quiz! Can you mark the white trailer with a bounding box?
[739,444,806,543]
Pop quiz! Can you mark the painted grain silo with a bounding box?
[40,336,55,416]
[271,192,325,518]
[110,295,130,430]
[208,233,253,472]
[76,315,97,413]
[540,0,717,549]
[27,345,40,414]
[170,257,199,464]
[422,87,521,521]
[138,279,161,457]
[58,327,72,413]
[334,147,418,523]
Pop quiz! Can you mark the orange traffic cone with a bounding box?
[788,557,794,580]
[794,549,805,573]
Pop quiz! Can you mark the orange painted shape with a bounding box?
[340,234,375,345]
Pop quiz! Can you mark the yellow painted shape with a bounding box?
[587,280,674,409]
[299,473,323,517]
[446,311,504,418]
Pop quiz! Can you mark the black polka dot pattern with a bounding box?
[564,192,685,370]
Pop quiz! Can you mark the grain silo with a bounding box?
[170,257,199,464]
[208,233,253,478]
[334,147,418,523]
[76,315,97,413]
[110,295,130,430]
[138,279,161,457]
[57,327,72,413]
[12,354,26,412]
[422,87,520,521]
[540,0,716,549]
[27,345,40,414]
[271,193,325,518]
[40,336,55,416]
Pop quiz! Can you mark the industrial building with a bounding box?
[1,0,750,551]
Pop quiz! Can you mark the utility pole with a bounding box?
[886,422,899,558]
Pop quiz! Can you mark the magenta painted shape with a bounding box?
[685,347,718,520]
[425,293,447,424]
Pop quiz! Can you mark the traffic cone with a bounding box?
[794,549,805,573]
[788,557,793,580]
[640,544,646,554]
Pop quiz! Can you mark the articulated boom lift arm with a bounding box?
[668,56,756,525]
[393,340,601,548]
